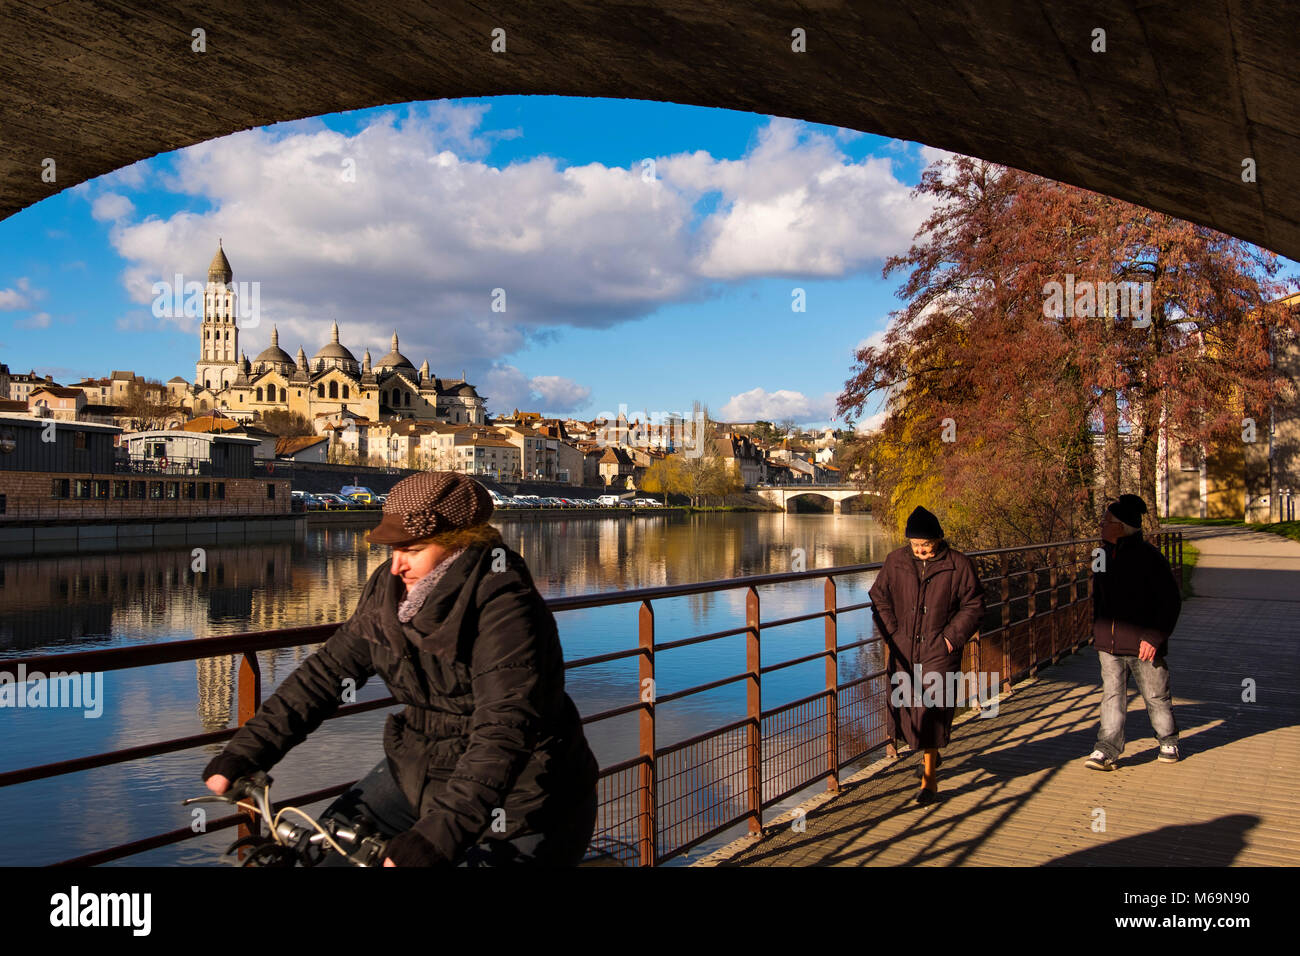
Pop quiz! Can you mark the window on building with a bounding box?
[318,384,325,398]
[267,483,276,500]
[256,387,263,402]
[166,482,179,499]
[199,483,210,500]
[1179,445,1201,471]
[342,385,349,399]
[381,390,388,406]
[150,482,162,499]
[132,481,145,499]
[50,478,70,499]
[280,388,286,402]
[92,480,108,499]
[112,480,129,498]
[74,431,86,450]
[73,479,91,499]
[329,381,338,399]
[215,483,226,499]
[184,482,197,499]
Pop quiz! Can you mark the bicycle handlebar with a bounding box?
[183,773,388,867]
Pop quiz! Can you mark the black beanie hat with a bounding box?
[904,506,944,540]
[1107,494,1147,529]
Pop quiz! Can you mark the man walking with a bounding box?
[1086,494,1182,771]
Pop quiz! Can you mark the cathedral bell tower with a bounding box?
[195,239,239,391]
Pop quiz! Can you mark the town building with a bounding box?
[174,241,488,428]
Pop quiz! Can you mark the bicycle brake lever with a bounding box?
[182,793,238,806]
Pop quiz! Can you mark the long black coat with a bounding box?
[869,544,985,750]
[203,530,599,865]
[1092,534,1181,657]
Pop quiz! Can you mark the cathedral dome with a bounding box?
[312,321,358,371]
[253,325,295,370]
[375,330,416,372]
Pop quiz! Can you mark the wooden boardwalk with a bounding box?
[713,528,1300,867]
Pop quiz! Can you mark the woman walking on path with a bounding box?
[870,507,986,804]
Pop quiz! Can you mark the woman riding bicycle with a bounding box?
[203,471,600,866]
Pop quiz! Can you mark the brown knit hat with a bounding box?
[367,471,494,547]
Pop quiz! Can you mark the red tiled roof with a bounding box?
[182,414,242,433]
[275,435,329,456]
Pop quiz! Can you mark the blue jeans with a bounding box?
[314,757,598,867]
[1094,650,1178,760]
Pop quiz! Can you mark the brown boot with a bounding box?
[917,749,939,801]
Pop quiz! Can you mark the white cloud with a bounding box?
[855,411,887,434]
[529,375,591,412]
[479,365,592,417]
[91,192,135,222]
[659,118,933,279]
[0,278,34,309]
[854,328,888,356]
[719,387,839,423]
[14,311,52,329]
[100,159,150,190]
[99,104,934,385]
[115,311,160,332]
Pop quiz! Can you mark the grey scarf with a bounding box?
[396,548,467,623]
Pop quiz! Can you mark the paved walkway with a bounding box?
[715,528,1300,866]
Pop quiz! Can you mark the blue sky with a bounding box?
[0,96,1290,430]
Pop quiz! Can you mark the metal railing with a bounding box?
[0,532,1183,866]
[114,455,247,478]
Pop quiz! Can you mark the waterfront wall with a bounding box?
[0,515,305,556]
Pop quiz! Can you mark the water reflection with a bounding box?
[0,513,899,865]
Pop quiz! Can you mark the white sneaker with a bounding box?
[1085,750,1116,771]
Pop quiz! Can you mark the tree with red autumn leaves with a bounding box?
[838,155,1298,546]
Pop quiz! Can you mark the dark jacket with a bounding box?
[1092,533,1181,657]
[202,530,599,866]
[869,543,985,665]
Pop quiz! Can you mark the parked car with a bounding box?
[595,495,622,507]
[291,490,325,511]
[315,493,350,510]
[340,485,377,504]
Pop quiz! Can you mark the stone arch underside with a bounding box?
[1,2,1297,259]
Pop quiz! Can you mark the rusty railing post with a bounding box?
[638,599,657,867]
[236,650,262,849]
[1001,551,1013,695]
[1048,546,1059,661]
[746,585,762,834]
[824,575,839,792]
[1027,553,1039,677]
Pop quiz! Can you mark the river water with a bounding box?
[0,512,901,865]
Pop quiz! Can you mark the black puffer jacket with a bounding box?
[202,530,599,866]
[1092,533,1181,657]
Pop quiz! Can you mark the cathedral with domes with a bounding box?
[174,241,486,426]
